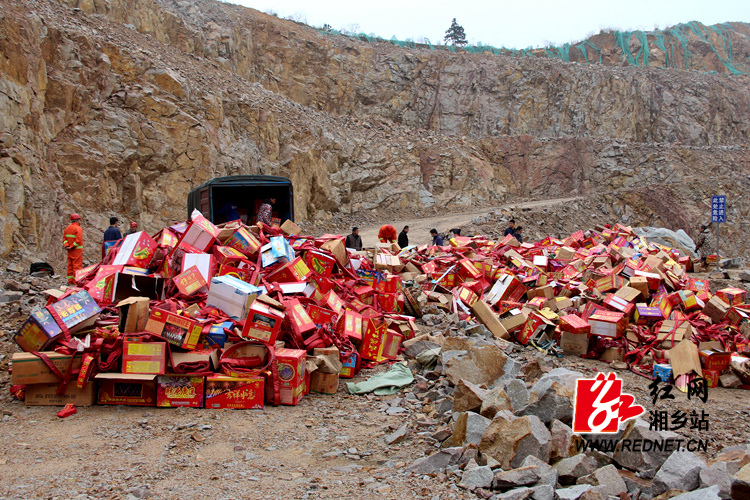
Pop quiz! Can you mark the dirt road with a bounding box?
[358,197,581,247]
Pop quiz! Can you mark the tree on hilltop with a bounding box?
[444,18,467,46]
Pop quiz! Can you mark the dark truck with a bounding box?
[187,175,294,224]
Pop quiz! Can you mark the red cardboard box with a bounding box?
[212,246,248,267]
[305,250,336,277]
[156,376,205,408]
[603,294,635,317]
[14,290,102,352]
[205,374,264,409]
[716,287,747,306]
[308,305,337,327]
[96,373,157,406]
[376,292,403,313]
[111,231,158,268]
[285,299,317,340]
[360,316,387,361]
[588,310,627,338]
[266,257,312,283]
[379,329,404,361]
[241,300,285,345]
[486,274,526,305]
[174,265,207,297]
[123,338,167,374]
[559,314,591,335]
[334,310,361,344]
[340,351,359,378]
[145,309,203,350]
[517,312,556,345]
[225,226,262,257]
[699,349,731,372]
[322,290,345,314]
[703,369,721,388]
[181,211,221,252]
[276,348,306,406]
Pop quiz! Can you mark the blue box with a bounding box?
[653,363,673,383]
[201,321,231,348]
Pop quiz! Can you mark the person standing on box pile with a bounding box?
[126,221,139,235]
[694,224,711,271]
[430,228,444,246]
[258,197,276,226]
[378,224,397,243]
[504,219,516,237]
[102,216,122,258]
[398,225,409,248]
[63,213,84,284]
[345,227,363,250]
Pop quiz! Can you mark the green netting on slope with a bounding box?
[651,34,670,68]
[312,22,746,74]
[545,43,571,62]
[577,41,602,64]
[613,31,649,66]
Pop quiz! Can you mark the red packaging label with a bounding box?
[205,375,264,409]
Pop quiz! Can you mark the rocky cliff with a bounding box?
[0,0,748,269]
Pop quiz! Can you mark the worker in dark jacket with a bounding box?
[398,226,409,248]
[430,228,444,246]
[345,227,363,250]
[514,226,524,243]
[102,216,122,258]
[504,219,516,237]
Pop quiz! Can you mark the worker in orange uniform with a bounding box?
[377,224,397,243]
[63,213,84,284]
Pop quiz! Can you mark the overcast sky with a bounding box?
[230,0,749,49]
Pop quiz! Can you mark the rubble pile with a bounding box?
[7,212,750,497]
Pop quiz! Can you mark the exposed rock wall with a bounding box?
[55,0,750,146]
[0,0,748,270]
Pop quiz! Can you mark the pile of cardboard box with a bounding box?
[10,217,750,410]
[10,211,414,409]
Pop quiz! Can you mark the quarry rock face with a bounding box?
[0,0,748,268]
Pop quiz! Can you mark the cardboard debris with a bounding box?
[10,217,750,410]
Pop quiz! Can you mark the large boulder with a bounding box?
[699,461,733,499]
[453,412,491,447]
[553,454,598,485]
[549,419,582,461]
[459,465,494,491]
[731,463,750,500]
[613,418,682,471]
[443,341,510,387]
[480,413,551,470]
[453,379,489,413]
[670,485,722,500]
[405,447,463,474]
[652,450,706,495]
[576,465,628,498]
[492,466,542,489]
[480,387,514,419]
